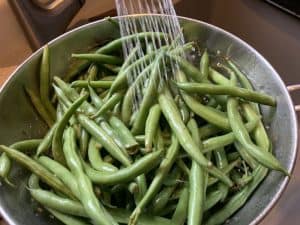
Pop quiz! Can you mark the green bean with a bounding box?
[0,145,75,199]
[121,63,153,125]
[87,138,118,172]
[200,49,209,79]
[9,139,42,153]
[152,185,176,214]
[63,127,117,225]
[0,153,13,186]
[213,148,229,201]
[202,119,258,153]
[152,169,180,213]
[79,128,89,158]
[158,87,233,187]
[231,170,253,188]
[129,135,179,225]
[227,152,240,161]
[204,190,222,211]
[208,67,231,86]
[29,187,87,217]
[72,53,123,65]
[131,53,163,135]
[93,91,124,118]
[71,80,113,89]
[135,174,148,204]
[145,104,161,152]
[56,103,64,120]
[207,158,241,187]
[171,186,189,225]
[198,124,221,139]
[176,71,230,130]
[83,150,162,185]
[169,55,205,82]
[177,96,190,124]
[38,156,80,198]
[88,85,103,108]
[47,208,91,225]
[177,82,276,106]
[52,93,88,164]
[176,159,190,176]
[242,103,270,151]
[109,116,139,153]
[77,114,131,166]
[100,75,116,81]
[40,45,56,120]
[234,141,257,169]
[187,118,205,225]
[227,97,288,175]
[25,87,54,127]
[227,60,259,112]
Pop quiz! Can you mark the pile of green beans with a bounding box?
[0,25,288,225]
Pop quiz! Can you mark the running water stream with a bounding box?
[115,0,185,110]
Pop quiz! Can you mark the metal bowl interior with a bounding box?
[0,15,297,225]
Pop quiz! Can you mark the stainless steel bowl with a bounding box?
[0,15,298,225]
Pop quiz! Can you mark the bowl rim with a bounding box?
[0,14,298,225]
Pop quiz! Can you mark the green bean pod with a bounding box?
[52,93,88,164]
[25,87,54,127]
[83,150,162,185]
[72,53,123,65]
[79,128,89,158]
[46,208,91,225]
[71,80,113,89]
[87,138,118,172]
[0,153,13,185]
[10,139,42,153]
[171,186,189,225]
[187,119,205,225]
[176,82,276,106]
[145,104,161,152]
[200,49,209,79]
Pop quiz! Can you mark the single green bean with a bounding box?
[52,93,88,164]
[72,53,123,65]
[71,80,113,89]
[171,186,189,225]
[145,104,161,152]
[198,124,221,139]
[83,150,162,185]
[47,208,91,225]
[9,139,42,153]
[187,118,205,225]
[93,91,124,118]
[200,49,209,79]
[208,67,231,86]
[79,128,89,158]
[29,188,87,217]
[25,87,54,127]
[204,190,222,211]
[177,82,276,106]
[39,45,56,120]
[131,53,163,135]
[36,123,58,156]
[87,138,118,172]
[227,60,259,112]
[109,116,139,153]
[0,153,13,186]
